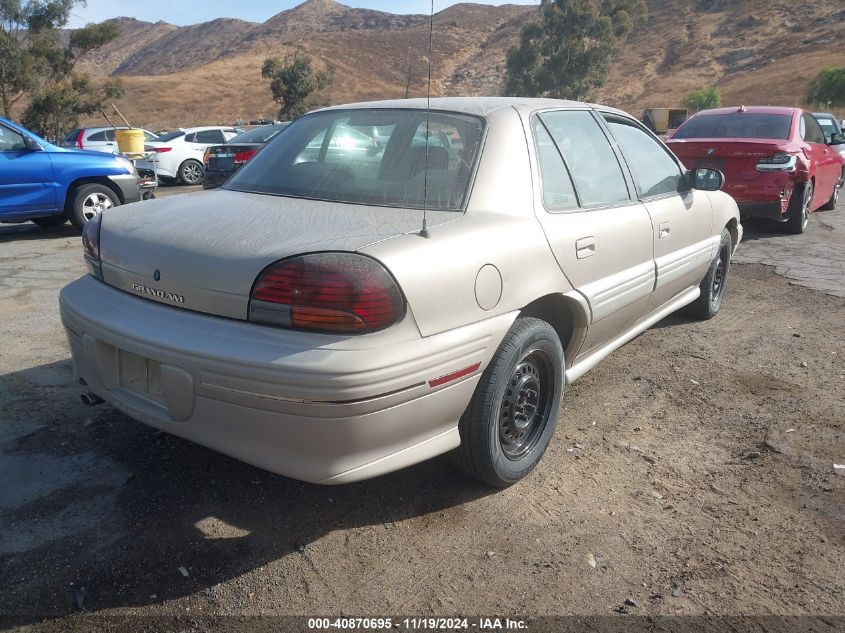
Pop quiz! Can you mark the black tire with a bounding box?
[450,317,564,487]
[688,228,731,320]
[178,159,204,185]
[31,215,68,228]
[785,180,813,234]
[819,169,843,211]
[68,184,120,231]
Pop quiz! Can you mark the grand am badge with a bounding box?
[131,283,184,304]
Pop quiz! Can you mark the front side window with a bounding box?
[0,125,26,152]
[225,109,484,212]
[532,119,578,211]
[537,110,630,207]
[605,115,684,198]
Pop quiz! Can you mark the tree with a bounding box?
[503,0,647,100]
[22,20,122,140]
[805,67,845,108]
[0,0,76,119]
[682,86,722,112]
[262,53,335,120]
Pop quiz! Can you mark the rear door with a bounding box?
[529,109,655,357]
[0,123,56,217]
[801,113,838,205]
[602,113,714,312]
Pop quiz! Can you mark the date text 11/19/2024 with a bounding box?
[307,617,529,630]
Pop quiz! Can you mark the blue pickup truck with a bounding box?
[0,116,142,230]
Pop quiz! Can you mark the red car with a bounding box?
[667,106,844,234]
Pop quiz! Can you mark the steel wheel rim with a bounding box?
[183,162,202,183]
[499,349,554,460]
[711,246,727,307]
[82,192,113,221]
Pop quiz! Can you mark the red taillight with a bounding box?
[249,253,405,333]
[234,149,258,164]
[203,149,211,165]
[152,147,171,153]
[75,129,84,149]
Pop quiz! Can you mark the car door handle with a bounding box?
[659,221,670,239]
[575,236,596,259]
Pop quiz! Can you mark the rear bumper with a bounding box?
[737,201,787,221]
[202,170,232,190]
[59,275,514,484]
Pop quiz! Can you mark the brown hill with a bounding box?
[63,0,845,130]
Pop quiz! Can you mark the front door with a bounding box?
[529,109,655,357]
[0,123,56,217]
[601,113,715,313]
[801,113,839,205]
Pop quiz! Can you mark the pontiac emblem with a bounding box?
[153,269,161,281]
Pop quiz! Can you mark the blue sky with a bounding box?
[68,1,541,28]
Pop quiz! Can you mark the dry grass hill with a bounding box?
[62,0,845,129]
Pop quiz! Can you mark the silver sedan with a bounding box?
[60,97,741,486]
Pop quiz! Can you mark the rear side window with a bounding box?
[194,129,225,143]
[604,115,684,198]
[532,120,578,211]
[225,109,484,212]
[674,113,791,140]
[537,110,630,207]
[87,131,108,141]
[801,114,826,144]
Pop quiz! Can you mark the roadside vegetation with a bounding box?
[682,87,722,112]
[0,0,121,139]
[805,67,845,108]
[261,52,335,120]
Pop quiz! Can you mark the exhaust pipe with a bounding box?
[80,392,104,406]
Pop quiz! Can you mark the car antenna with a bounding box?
[419,0,434,239]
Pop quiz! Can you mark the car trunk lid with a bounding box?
[99,189,453,319]
[667,138,787,178]
[205,143,263,172]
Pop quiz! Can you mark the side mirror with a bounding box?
[23,136,42,151]
[690,168,724,191]
[828,132,845,146]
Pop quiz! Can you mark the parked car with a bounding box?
[0,116,142,230]
[60,97,740,487]
[668,106,845,234]
[203,122,290,190]
[813,112,845,161]
[62,126,158,154]
[137,126,241,185]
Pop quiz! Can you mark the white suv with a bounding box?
[63,126,158,154]
[140,126,241,185]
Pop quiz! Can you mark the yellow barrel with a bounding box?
[115,129,145,156]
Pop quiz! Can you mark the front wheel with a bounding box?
[450,317,564,487]
[785,180,812,234]
[688,228,731,320]
[69,184,119,231]
[178,160,204,185]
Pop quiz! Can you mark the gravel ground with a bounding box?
[0,192,843,631]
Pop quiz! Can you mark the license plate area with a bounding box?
[119,350,164,403]
[696,159,724,171]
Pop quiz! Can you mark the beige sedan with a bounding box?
[60,98,741,487]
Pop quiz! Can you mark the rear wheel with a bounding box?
[31,215,68,228]
[69,184,119,230]
[785,180,812,234]
[178,159,203,185]
[819,169,843,211]
[688,228,731,320]
[450,317,564,487]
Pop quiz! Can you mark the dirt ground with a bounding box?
[0,196,843,631]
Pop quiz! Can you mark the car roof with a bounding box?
[692,106,800,116]
[181,126,234,132]
[321,97,631,119]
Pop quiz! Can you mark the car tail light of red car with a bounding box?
[249,253,405,334]
[756,152,797,172]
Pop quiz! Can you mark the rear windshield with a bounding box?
[673,113,792,140]
[230,124,288,144]
[815,117,837,133]
[224,109,485,211]
[155,130,185,142]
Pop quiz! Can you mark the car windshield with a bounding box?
[155,130,185,142]
[224,109,484,212]
[673,113,792,140]
[230,124,288,144]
